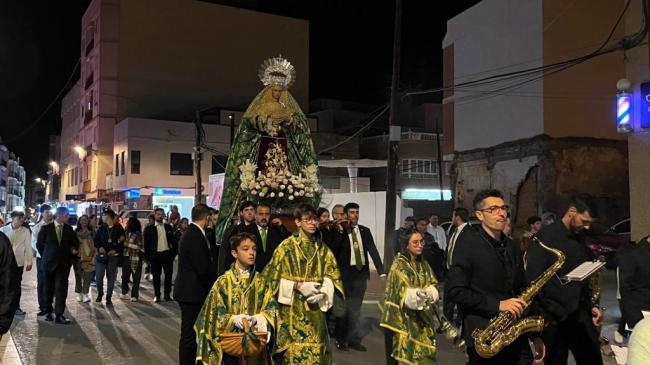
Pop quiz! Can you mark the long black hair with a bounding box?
[126,217,142,234]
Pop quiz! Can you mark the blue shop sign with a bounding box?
[641,81,650,129]
[154,188,182,196]
[127,189,141,199]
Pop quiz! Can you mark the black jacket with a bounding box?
[0,232,18,335]
[217,223,285,276]
[36,222,80,272]
[174,224,218,303]
[526,220,595,324]
[618,237,650,328]
[332,224,385,281]
[143,222,178,260]
[446,225,526,344]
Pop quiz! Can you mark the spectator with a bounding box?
[392,216,415,255]
[88,214,99,231]
[31,204,53,316]
[144,208,177,302]
[93,210,125,305]
[0,231,19,341]
[415,217,444,280]
[521,215,542,252]
[168,205,181,226]
[75,215,95,303]
[0,211,33,316]
[427,214,448,254]
[121,217,144,302]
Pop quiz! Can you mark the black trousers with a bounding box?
[36,258,46,311]
[467,336,532,365]
[178,302,203,365]
[151,250,174,298]
[44,264,71,316]
[542,310,604,365]
[12,266,24,310]
[335,271,367,344]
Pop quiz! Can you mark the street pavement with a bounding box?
[3,267,620,364]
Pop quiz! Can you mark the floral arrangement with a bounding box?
[239,143,321,209]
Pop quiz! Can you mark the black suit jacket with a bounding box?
[143,223,178,260]
[333,224,385,281]
[174,224,218,303]
[217,223,284,275]
[36,222,80,272]
[446,225,526,344]
[618,238,650,328]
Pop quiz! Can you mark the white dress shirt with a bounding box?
[31,219,51,259]
[156,222,169,252]
[2,224,33,267]
[427,224,447,251]
[348,226,366,267]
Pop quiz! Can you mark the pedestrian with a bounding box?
[617,234,650,339]
[427,214,448,266]
[31,204,53,316]
[262,204,342,364]
[526,194,603,365]
[75,215,95,303]
[0,231,19,341]
[381,230,439,365]
[88,214,99,231]
[36,207,80,324]
[334,202,385,352]
[144,208,177,302]
[444,207,469,325]
[143,213,155,282]
[93,210,125,305]
[174,204,219,365]
[175,217,189,242]
[120,217,144,302]
[414,217,444,280]
[447,189,544,365]
[0,210,33,316]
[392,216,415,255]
[168,205,181,227]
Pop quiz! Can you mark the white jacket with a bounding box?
[1,224,34,267]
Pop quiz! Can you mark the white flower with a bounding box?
[305,193,313,198]
[270,192,275,198]
[280,184,286,190]
[271,182,279,189]
[251,190,258,196]
[259,192,265,197]
[299,191,305,196]
[288,195,294,201]
[255,184,261,190]
[286,172,292,177]
[278,192,284,197]
[260,181,266,187]
[294,191,300,196]
[283,179,289,185]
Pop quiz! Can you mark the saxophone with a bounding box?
[472,237,565,358]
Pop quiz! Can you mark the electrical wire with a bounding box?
[317,104,389,155]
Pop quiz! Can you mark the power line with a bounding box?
[4,59,81,144]
[317,104,389,155]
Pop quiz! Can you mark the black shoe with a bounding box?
[45,313,53,322]
[348,342,367,352]
[36,310,47,316]
[96,294,103,303]
[164,296,173,302]
[15,308,26,316]
[336,341,349,351]
[55,315,71,324]
[105,298,112,305]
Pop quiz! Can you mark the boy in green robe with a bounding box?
[195,232,274,365]
[380,230,439,365]
[261,204,343,365]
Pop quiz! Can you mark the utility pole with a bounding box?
[194,111,203,204]
[436,118,444,201]
[384,0,403,268]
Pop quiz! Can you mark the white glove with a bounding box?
[425,285,439,303]
[297,282,321,297]
[248,315,258,327]
[306,293,326,304]
[232,314,248,330]
[405,288,427,310]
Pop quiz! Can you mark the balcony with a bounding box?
[85,38,94,56]
[84,73,94,90]
[84,110,93,125]
[82,180,92,194]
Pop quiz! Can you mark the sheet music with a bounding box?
[562,261,606,282]
[611,345,628,365]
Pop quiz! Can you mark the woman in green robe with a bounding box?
[380,231,439,365]
[195,232,275,365]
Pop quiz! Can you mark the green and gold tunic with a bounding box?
[195,264,275,365]
[261,232,343,365]
[380,254,438,365]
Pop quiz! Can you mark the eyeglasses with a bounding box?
[410,240,426,247]
[301,217,318,224]
[479,205,511,215]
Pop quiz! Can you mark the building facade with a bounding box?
[0,145,26,219]
[443,0,631,228]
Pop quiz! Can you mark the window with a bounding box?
[120,151,125,176]
[211,155,228,174]
[131,150,141,174]
[115,154,120,176]
[170,153,193,176]
[401,159,439,179]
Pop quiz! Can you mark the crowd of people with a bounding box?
[0,192,649,365]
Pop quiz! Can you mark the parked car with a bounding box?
[118,209,153,230]
[585,218,632,268]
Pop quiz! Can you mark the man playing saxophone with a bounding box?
[447,189,545,365]
[525,194,603,365]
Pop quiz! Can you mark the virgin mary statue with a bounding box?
[214,56,321,243]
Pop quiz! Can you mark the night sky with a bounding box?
[0,0,479,181]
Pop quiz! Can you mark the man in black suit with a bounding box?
[446,190,544,365]
[217,201,257,275]
[174,204,219,365]
[144,208,177,302]
[36,207,80,324]
[219,203,286,274]
[334,202,385,352]
[0,231,19,340]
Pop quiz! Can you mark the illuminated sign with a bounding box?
[617,92,633,133]
[153,188,182,196]
[402,188,452,201]
[127,189,140,199]
[641,82,650,129]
